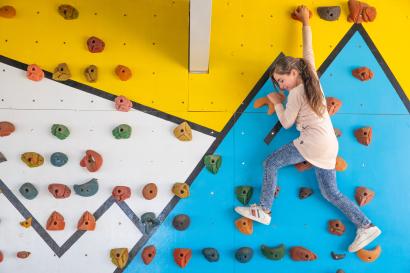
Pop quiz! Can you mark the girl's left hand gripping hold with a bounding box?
[267,92,285,105]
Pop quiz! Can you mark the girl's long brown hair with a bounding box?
[271,56,326,117]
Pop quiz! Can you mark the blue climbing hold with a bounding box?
[50,152,68,167]
[73,178,99,197]
[19,183,38,200]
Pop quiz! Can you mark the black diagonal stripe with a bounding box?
[115,200,146,235]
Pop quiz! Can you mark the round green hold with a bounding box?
[204,154,222,174]
[112,124,132,139]
[51,124,70,140]
[261,244,285,260]
[19,182,38,200]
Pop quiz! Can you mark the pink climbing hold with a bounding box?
[114,96,133,112]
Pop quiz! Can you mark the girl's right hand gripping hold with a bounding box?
[291,5,312,25]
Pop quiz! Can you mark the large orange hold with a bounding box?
[254,97,275,115]
[27,64,44,81]
[46,211,65,231]
[0,5,16,18]
[0,121,15,137]
[335,156,347,171]
[173,248,192,268]
[352,67,374,81]
[357,245,381,262]
[77,211,96,231]
[290,246,317,261]
[80,150,103,172]
[235,217,253,235]
[347,0,376,24]
[115,65,132,81]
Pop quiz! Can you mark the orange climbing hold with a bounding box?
[326,97,342,116]
[335,156,347,171]
[112,186,131,202]
[290,246,317,261]
[80,150,103,172]
[173,248,192,268]
[291,6,313,22]
[77,211,96,231]
[0,5,16,18]
[0,121,15,137]
[355,186,375,206]
[254,97,275,115]
[141,245,156,265]
[294,161,313,172]
[26,64,44,81]
[115,65,132,81]
[352,67,374,81]
[347,0,376,24]
[142,183,158,200]
[235,217,253,235]
[357,245,381,262]
[46,211,65,231]
[354,127,372,146]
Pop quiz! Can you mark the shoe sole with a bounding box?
[234,207,271,225]
[349,229,382,252]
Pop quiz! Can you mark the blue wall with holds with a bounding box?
[125,28,410,272]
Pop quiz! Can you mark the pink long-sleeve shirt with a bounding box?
[273,26,339,169]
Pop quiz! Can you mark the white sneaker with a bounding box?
[234,204,271,225]
[348,225,382,252]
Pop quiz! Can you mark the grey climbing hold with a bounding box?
[331,251,346,260]
[202,248,219,262]
[235,247,253,263]
[73,178,99,197]
[141,212,160,234]
[172,214,190,231]
[336,270,345,273]
[50,152,68,167]
[19,183,38,200]
[0,152,6,163]
[317,6,341,21]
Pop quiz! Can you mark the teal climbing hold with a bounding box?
[202,248,219,262]
[51,124,70,140]
[19,183,38,200]
[50,152,68,167]
[235,186,253,205]
[141,212,160,234]
[204,154,222,174]
[112,124,132,139]
[73,178,99,197]
[235,247,253,263]
[0,152,6,163]
[261,244,286,260]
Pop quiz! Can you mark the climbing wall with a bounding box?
[124,25,410,272]
[0,58,216,272]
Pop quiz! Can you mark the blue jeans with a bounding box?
[260,142,371,228]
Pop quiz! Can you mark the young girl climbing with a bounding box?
[235,5,381,252]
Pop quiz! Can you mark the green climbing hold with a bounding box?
[112,124,132,139]
[19,183,38,200]
[261,244,286,260]
[204,154,222,174]
[235,247,253,263]
[235,186,253,205]
[202,248,220,262]
[51,124,70,140]
[73,178,99,197]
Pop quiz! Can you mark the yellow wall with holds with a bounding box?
[0,0,409,131]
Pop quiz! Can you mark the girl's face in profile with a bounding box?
[273,69,301,91]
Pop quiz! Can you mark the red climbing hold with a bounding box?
[87,36,105,53]
[173,248,192,268]
[80,150,103,172]
[48,183,71,199]
[354,127,372,146]
[77,211,96,231]
[290,247,317,261]
[352,67,374,81]
[17,251,31,259]
[326,97,342,116]
[0,251,3,263]
[112,186,131,202]
[355,187,375,206]
[294,161,313,172]
[141,245,156,265]
[0,121,15,137]
[114,96,133,112]
[328,219,346,236]
[347,0,377,24]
